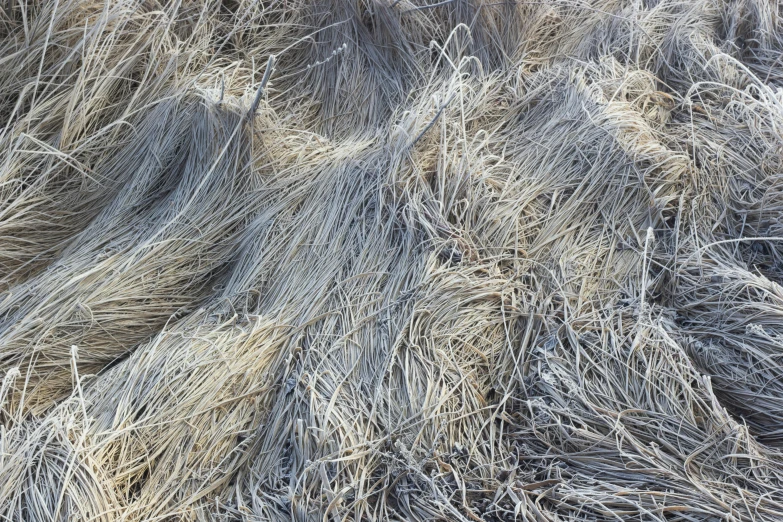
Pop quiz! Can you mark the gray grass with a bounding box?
[1,1,783,521]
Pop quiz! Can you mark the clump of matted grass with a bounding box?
[0,91,261,417]
[0,0,189,287]
[2,1,783,522]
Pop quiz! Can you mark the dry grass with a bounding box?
[1,0,783,521]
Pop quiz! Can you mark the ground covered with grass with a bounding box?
[1,1,783,520]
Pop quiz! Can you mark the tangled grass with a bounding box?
[1,0,783,521]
